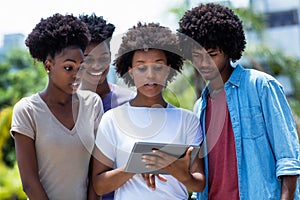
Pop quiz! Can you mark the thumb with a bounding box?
[185,146,194,160]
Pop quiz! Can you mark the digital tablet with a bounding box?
[125,142,200,174]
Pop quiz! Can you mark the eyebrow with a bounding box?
[206,49,218,54]
[63,58,76,63]
[64,58,83,64]
[155,58,166,62]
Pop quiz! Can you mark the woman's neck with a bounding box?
[39,88,75,106]
[95,79,111,99]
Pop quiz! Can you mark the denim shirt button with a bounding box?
[232,85,235,88]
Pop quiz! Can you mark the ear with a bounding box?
[44,59,51,73]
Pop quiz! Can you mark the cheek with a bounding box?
[192,58,201,68]
[157,73,169,85]
[132,74,145,88]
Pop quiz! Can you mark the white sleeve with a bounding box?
[95,112,116,162]
[185,112,202,146]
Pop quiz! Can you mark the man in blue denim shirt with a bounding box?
[178,3,300,200]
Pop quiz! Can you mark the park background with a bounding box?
[0,0,300,199]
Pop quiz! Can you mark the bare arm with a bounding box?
[92,147,135,195]
[87,157,100,200]
[142,146,206,192]
[280,175,298,200]
[14,132,49,200]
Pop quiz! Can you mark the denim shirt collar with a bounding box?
[226,64,244,88]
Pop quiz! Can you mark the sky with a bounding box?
[0,0,248,46]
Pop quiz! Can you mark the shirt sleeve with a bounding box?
[261,78,300,177]
[95,112,116,162]
[10,98,36,140]
[185,111,203,146]
[94,95,104,136]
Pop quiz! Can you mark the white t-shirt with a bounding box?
[11,90,103,200]
[95,102,202,200]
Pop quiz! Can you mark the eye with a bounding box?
[136,65,147,72]
[83,58,94,65]
[153,65,163,71]
[64,65,73,71]
[99,56,110,64]
[192,52,203,59]
[209,53,217,57]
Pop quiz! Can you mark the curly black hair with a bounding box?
[178,3,246,62]
[25,13,91,63]
[114,22,184,86]
[79,13,115,47]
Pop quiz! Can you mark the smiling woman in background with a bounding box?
[79,13,135,113]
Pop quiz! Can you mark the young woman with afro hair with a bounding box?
[10,13,103,200]
[91,22,205,200]
[178,3,300,200]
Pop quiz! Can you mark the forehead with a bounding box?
[85,42,110,56]
[192,47,220,53]
[132,49,167,62]
[54,46,84,60]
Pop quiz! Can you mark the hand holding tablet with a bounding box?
[125,142,200,174]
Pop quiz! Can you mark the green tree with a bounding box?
[0,47,46,167]
[0,47,46,199]
[0,48,47,108]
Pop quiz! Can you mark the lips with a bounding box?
[87,70,103,76]
[70,81,80,90]
[71,82,79,87]
[144,83,157,87]
[199,68,214,75]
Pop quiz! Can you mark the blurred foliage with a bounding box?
[168,0,190,21]
[0,47,46,168]
[0,107,13,167]
[0,47,46,199]
[0,163,27,200]
[233,6,266,36]
[0,48,47,108]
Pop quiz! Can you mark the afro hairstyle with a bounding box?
[25,13,91,63]
[79,13,115,47]
[178,3,246,62]
[114,22,184,87]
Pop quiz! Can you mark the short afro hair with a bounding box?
[25,13,91,62]
[79,13,115,46]
[114,22,184,87]
[178,3,246,62]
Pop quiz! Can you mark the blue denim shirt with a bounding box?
[194,64,300,200]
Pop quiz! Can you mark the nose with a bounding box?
[202,55,213,66]
[90,61,101,69]
[146,66,155,79]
